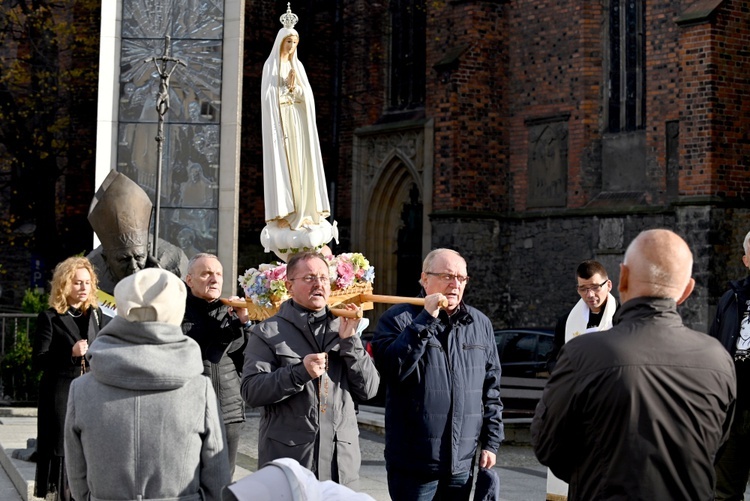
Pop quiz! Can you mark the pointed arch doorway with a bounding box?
[352,120,434,321]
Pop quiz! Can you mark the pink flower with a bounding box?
[266,264,287,281]
[336,260,355,289]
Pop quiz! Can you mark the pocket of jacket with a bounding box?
[267,426,317,446]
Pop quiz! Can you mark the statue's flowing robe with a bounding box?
[260,28,330,229]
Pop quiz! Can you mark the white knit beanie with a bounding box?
[114,268,186,325]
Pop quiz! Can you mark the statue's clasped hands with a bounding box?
[286,69,296,92]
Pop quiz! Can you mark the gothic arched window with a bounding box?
[607,0,645,132]
[388,0,426,111]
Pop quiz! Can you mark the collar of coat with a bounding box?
[612,296,680,326]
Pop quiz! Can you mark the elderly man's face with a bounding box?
[104,246,148,282]
[186,256,224,301]
[421,252,468,314]
[286,256,330,312]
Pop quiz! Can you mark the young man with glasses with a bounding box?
[241,251,379,489]
[371,248,503,501]
[548,260,619,372]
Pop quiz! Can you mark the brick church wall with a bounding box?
[426,2,508,213]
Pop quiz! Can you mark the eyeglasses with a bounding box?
[426,272,470,284]
[577,280,608,294]
[289,275,330,284]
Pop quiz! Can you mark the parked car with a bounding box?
[495,328,555,378]
[495,328,554,415]
[361,328,555,409]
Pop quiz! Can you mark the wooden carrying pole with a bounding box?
[219,298,363,319]
[359,294,448,308]
[220,294,446,320]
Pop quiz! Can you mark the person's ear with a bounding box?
[676,278,696,305]
[743,253,750,270]
[618,263,629,301]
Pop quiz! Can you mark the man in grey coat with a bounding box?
[65,268,230,501]
[241,251,380,488]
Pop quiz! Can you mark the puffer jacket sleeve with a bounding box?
[64,379,89,501]
[200,377,231,501]
[480,328,504,453]
[338,334,380,401]
[372,306,441,382]
[531,344,582,482]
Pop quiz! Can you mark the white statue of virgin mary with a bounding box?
[260,4,338,260]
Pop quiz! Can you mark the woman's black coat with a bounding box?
[33,308,101,457]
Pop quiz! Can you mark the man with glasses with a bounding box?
[371,248,503,501]
[241,251,379,489]
[548,260,618,372]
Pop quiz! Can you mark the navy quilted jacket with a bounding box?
[372,302,504,475]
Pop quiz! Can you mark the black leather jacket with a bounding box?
[533,297,736,500]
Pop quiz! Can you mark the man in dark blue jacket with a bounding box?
[711,230,750,500]
[372,248,503,501]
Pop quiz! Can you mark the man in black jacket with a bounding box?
[711,230,750,500]
[182,253,250,476]
[532,229,736,500]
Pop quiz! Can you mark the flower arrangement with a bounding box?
[328,252,375,290]
[238,262,289,308]
[238,252,375,309]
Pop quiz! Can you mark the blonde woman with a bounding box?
[33,256,102,501]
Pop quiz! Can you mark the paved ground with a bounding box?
[235,408,547,501]
[0,406,549,501]
[16,405,747,500]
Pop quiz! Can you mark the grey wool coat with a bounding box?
[64,316,231,501]
[241,300,380,487]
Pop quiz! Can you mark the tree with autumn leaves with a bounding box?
[0,0,100,305]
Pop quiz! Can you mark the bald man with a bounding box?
[531,229,736,500]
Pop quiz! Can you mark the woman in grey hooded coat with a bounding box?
[64,268,230,501]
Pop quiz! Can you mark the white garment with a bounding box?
[261,28,330,229]
[227,457,375,501]
[564,293,617,343]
